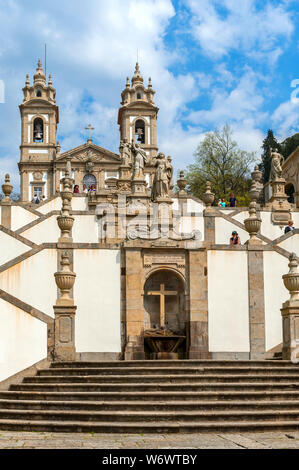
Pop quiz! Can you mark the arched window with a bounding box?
[33,118,44,143]
[136,92,142,100]
[83,174,97,192]
[135,119,145,144]
[36,90,42,97]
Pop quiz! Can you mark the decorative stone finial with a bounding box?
[2,174,13,202]
[132,62,144,85]
[202,181,215,208]
[56,141,61,154]
[54,252,76,306]
[148,77,152,88]
[25,74,30,86]
[177,170,187,196]
[48,74,52,86]
[33,59,46,85]
[126,76,130,88]
[244,202,262,244]
[57,160,74,242]
[283,253,299,303]
[249,165,263,204]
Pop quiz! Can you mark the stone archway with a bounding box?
[285,183,295,204]
[143,269,186,359]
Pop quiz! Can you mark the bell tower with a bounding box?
[18,60,59,202]
[118,63,159,160]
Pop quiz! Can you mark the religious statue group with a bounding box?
[119,140,173,201]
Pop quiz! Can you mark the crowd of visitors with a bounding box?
[218,193,237,208]
[73,184,96,194]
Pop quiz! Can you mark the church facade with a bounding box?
[0,61,299,386]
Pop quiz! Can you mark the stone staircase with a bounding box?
[0,360,299,433]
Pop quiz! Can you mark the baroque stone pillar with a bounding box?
[248,248,266,359]
[53,252,77,361]
[188,250,209,359]
[202,182,216,244]
[124,248,145,360]
[1,174,13,229]
[281,253,299,362]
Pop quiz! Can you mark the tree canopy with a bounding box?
[185,125,256,205]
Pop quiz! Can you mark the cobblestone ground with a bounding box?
[0,431,299,449]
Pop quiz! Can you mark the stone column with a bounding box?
[244,206,265,359]
[53,252,77,361]
[202,181,216,244]
[1,174,13,229]
[124,248,145,360]
[281,253,299,361]
[188,250,209,359]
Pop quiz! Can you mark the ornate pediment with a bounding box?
[57,142,121,164]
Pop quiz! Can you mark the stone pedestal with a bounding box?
[281,253,299,361]
[53,304,77,361]
[281,304,299,361]
[268,178,291,225]
[125,335,145,360]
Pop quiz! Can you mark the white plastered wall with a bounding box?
[74,249,121,353]
[0,231,30,266]
[72,197,89,211]
[22,216,60,244]
[11,206,39,232]
[36,197,62,215]
[72,215,99,243]
[260,212,285,240]
[0,299,47,382]
[208,250,250,352]
[278,233,299,253]
[215,217,249,245]
[263,251,288,351]
[0,249,57,318]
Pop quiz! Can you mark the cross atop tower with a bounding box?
[85,124,95,143]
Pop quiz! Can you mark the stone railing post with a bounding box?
[202,181,216,244]
[1,174,13,229]
[53,252,77,361]
[281,253,299,361]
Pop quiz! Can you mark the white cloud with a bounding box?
[272,99,299,140]
[186,0,294,62]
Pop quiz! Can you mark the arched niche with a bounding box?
[285,183,295,204]
[83,173,97,191]
[135,119,145,144]
[33,117,44,142]
[143,269,186,334]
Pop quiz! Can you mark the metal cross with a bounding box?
[147,283,178,328]
[85,124,95,142]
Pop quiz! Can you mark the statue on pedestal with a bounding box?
[131,142,147,179]
[120,140,132,167]
[269,148,284,182]
[151,153,173,201]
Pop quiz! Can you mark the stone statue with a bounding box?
[270,148,284,182]
[131,142,147,178]
[151,152,173,201]
[120,140,132,166]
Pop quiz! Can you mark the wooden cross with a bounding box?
[85,124,95,142]
[147,283,178,328]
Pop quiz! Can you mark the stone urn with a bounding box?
[177,171,187,194]
[202,181,215,208]
[57,215,74,239]
[283,253,299,302]
[244,202,261,244]
[2,174,13,201]
[54,252,76,305]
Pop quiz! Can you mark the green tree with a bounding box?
[260,130,281,184]
[280,133,299,159]
[185,125,255,204]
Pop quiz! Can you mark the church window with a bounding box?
[135,119,145,144]
[83,174,97,191]
[33,118,44,142]
[137,92,142,100]
[36,90,42,97]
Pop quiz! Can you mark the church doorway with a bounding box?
[143,269,186,359]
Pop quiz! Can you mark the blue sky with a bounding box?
[0,0,298,188]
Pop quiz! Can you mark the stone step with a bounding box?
[23,374,299,384]
[38,366,299,376]
[50,360,297,369]
[1,399,299,412]
[0,419,299,433]
[3,390,299,402]
[0,409,299,423]
[10,382,299,392]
